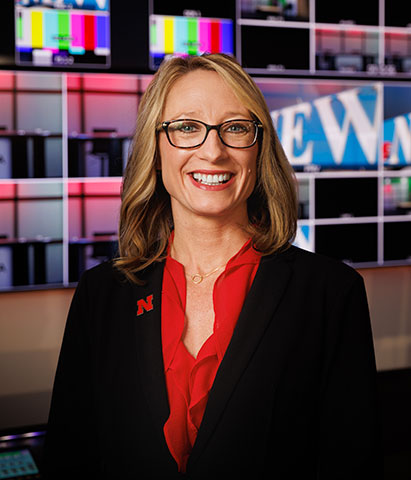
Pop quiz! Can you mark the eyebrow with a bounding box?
[168,111,251,120]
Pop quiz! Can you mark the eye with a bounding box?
[169,120,201,134]
[224,121,251,134]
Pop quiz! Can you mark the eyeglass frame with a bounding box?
[158,118,263,149]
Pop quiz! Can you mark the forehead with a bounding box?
[162,69,249,119]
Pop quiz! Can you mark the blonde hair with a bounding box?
[115,54,297,282]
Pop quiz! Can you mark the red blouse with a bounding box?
[161,239,261,473]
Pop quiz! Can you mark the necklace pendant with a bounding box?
[192,274,203,284]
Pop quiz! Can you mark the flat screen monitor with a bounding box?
[15,0,110,69]
[149,14,233,70]
[0,448,39,479]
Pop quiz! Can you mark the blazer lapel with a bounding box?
[188,252,293,468]
[132,262,170,439]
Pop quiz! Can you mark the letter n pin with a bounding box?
[137,294,154,316]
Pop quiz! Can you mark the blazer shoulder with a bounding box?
[69,260,165,325]
[278,245,364,289]
[75,260,126,292]
[78,259,165,294]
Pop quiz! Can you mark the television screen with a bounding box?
[315,0,379,26]
[241,25,310,73]
[149,0,235,70]
[149,14,233,70]
[240,0,309,22]
[15,0,111,69]
[0,448,40,479]
[315,29,379,75]
[257,79,382,171]
[383,83,411,168]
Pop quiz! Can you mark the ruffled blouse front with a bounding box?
[161,239,261,473]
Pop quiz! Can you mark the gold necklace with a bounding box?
[187,264,225,284]
[170,244,226,284]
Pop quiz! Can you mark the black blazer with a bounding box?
[42,246,382,479]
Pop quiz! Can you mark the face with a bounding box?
[158,69,258,224]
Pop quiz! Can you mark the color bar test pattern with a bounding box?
[16,7,110,57]
[150,15,233,58]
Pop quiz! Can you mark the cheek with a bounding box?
[160,160,175,196]
[244,150,258,182]
[158,135,169,170]
[242,152,258,198]
[158,144,171,192]
[158,139,175,178]
[245,171,257,199]
[158,142,186,195]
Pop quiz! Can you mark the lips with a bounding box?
[191,172,233,186]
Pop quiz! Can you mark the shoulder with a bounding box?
[285,245,361,277]
[266,245,364,292]
[73,260,125,297]
[258,246,370,323]
[67,262,128,316]
[78,258,166,288]
[80,259,125,284]
[69,260,165,322]
[76,260,164,298]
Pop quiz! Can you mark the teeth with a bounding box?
[192,172,232,185]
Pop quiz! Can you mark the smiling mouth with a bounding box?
[191,172,233,186]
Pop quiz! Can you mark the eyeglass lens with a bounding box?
[166,120,258,148]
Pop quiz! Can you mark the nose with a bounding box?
[198,128,226,162]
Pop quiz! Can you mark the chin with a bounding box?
[191,202,246,220]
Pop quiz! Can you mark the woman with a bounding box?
[43,54,381,479]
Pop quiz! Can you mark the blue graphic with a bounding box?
[293,224,313,252]
[269,84,382,170]
[384,113,411,167]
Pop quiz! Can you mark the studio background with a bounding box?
[0,1,410,478]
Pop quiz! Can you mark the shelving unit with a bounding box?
[0,0,411,291]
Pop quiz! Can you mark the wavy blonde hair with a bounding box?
[115,54,297,282]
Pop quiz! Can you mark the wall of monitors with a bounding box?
[0,70,410,291]
[0,0,410,291]
[239,0,411,79]
[0,1,410,78]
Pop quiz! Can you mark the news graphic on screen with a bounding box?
[383,84,411,169]
[15,0,110,68]
[149,14,233,70]
[257,79,382,171]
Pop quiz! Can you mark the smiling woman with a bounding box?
[116,54,298,280]
[43,54,382,480]
[158,68,260,230]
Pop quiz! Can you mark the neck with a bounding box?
[171,215,251,275]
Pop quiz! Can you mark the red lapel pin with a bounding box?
[137,294,154,316]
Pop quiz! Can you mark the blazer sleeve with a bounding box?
[317,273,383,479]
[42,271,100,479]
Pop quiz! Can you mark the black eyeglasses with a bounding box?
[159,118,263,149]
